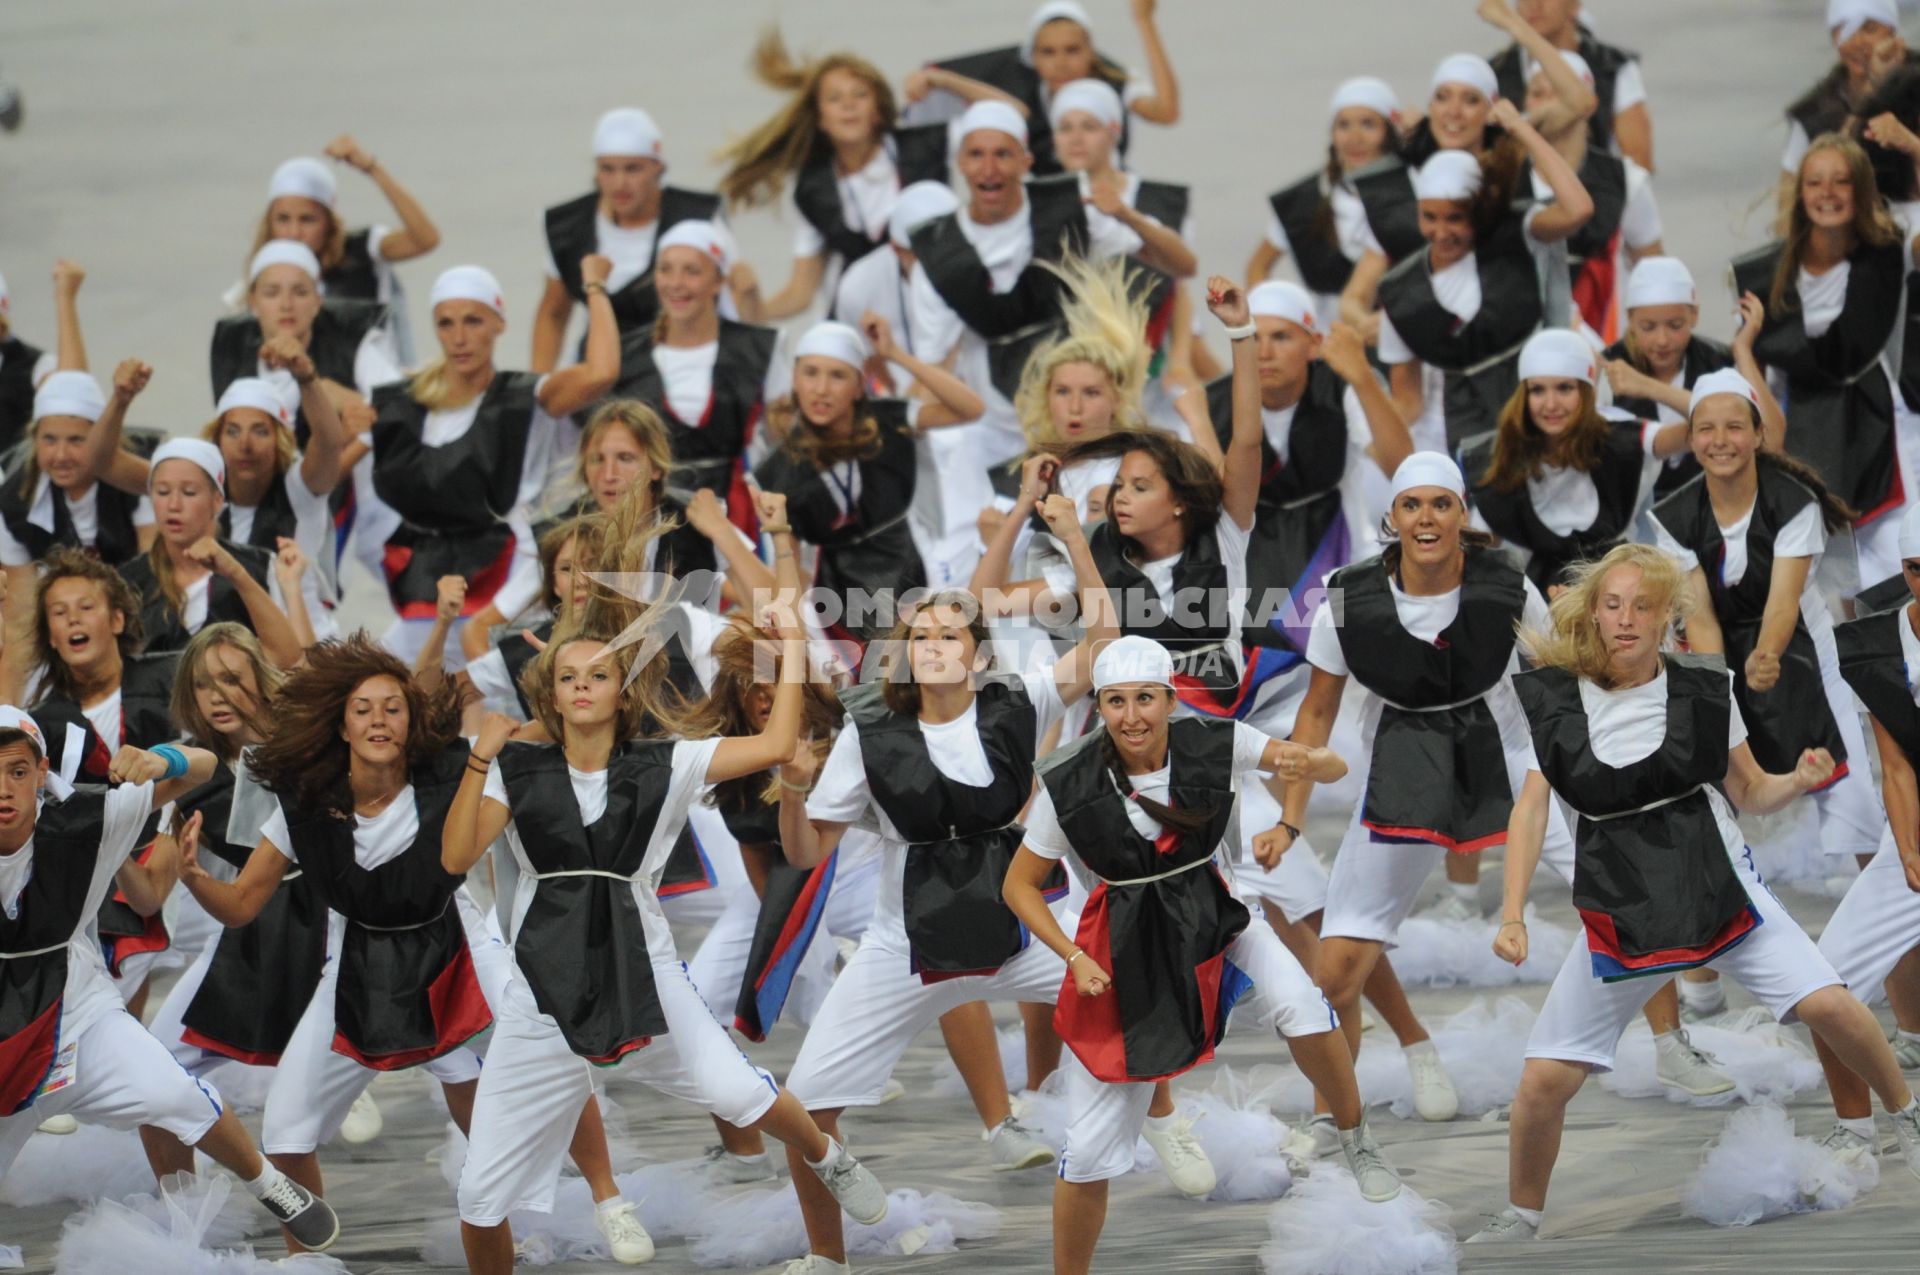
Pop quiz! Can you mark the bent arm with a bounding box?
[538,289,619,418]
[182,839,290,928]
[1004,846,1080,958]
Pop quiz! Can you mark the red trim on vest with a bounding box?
[0,998,63,1116]
[1054,883,1221,1084]
[1855,461,1906,528]
[1579,902,1760,973]
[178,1026,284,1069]
[1571,227,1623,344]
[1360,818,1507,854]
[329,941,493,1071]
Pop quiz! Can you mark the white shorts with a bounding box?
[1234,777,1330,924]
[1817,830,1920,1002]
[0,1010,223,1183]
[147,934,222,1077]
[1527,843,1841,1071]
[784,935,1066,1110]
[1057,920,1335,1183]
[456,963,779,1226]
[109,949,160,1003]
[1805,619,1884,859]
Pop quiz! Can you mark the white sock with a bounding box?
[1143,1111,1176,1131]
[1507,1203,1543,1227]
[1653,1028,1681,1045]
[730,1149,769,1163]
[1403,1039,1438,1060]
[1838,1116,1876,1139]
[596,1195,629,1215]
[241,1164,287,1200]
[1900,1099,1919,1117]
[806,1136,841,1170]
[1678,979,1721,1004]
[1449,881,1478,905]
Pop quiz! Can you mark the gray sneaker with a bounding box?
[1337,1118,1402,1203]
[1817,1122,1877,1171]
[256,1174,340,1252]
[1890,1102,1920,1184]
[810,1139,888,1225]
[704,1144,779,1184]
[986,1116,1054,1172]
[1890,1032,1920,1073]
[1464,1207,1539,1244]
[1655,1028,1736,1097]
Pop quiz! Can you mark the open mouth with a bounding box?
[65,631,91,654]
[1412,532,1441,547]
[1118,726,1151,746]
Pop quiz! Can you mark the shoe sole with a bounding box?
[847,1199,889,1226]
[1659,1077,1737,1097]
[993,1147,1056,1172]
[293,1210,341,1254]
[1360,1183,1403,1204]
[1169,1177,1217,1199]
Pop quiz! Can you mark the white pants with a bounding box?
[456,963,779,1226]
[784,935,1065,1110]
[0,1011,223,1184]
[1817,830,1920,1004]
[147,934,222,1077]
[1527,843,1841,1070]
[1058,918,1336,1183]
[1235,777,1331,924]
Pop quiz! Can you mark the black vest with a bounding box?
[1350,157,1422,264]
[219,471,300,552]
[792,125,950,264]
[30,652,180,776]
[1786,65,1870,145]
[605,319,778,494]
[1854,572,1914,617]
[1461,418,1647,588]
[118,543,275,656]
[933,45,1133,177]
[1490,28,1637,154]
[0,476,146,567]
[1268,172,1356,295]
[1553,150,1628,268]
[1088,517,1235,695]
[1837,607,1920,767]
[1731,239,1902,518]
[323,228,383,302]
[543,187,723,333]
[210,297,386,417]
[0,335,44,455]
[1601,335,1732,498]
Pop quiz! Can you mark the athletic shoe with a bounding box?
[1890,1032,1920,1073]
[36,1114,77,1135]
[1280,1113,1341,1168]
[340,1089,383,1144]
[810,1139,887,1225]
[1464,1207,1539,1243]
[877,1077,907,1104]
[1336,1119,1402,1203]
[1419,892,1480,924]
[1677,978,1728,1021]
[704,1145,778,1184]
[1140,1112,1216,1198]
[1816,1123,1877,1173]
[594,1200,654,1265]
[780,1258,850,1275]
[1655,1029,1736,1096]
[1406,1047,1459,1122]
[1891,1102,1920,1184]
[986,1116,1054,1172]
[256,1174,340,1252]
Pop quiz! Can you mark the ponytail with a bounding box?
[1097,724,1215,846]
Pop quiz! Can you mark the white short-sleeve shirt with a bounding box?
[791,149,901,259]
[0,479,156,567]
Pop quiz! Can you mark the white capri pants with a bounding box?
[1527,843,1842,1070]
[1817,829,1920,1003]
[1058,917,1337,1183]
[456,963,780,1227]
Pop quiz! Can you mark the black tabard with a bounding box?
[793,125,950,264]
[544,187,723,333]
[1601,335,1731,498]
[0,475,147,568]
[1088,518,1237,699]
[724,793,834,1042]
[31,652,181,787]
[0,336,45,455]
[1555,151,1627,270]
[0,788,105,1115]
[210,299,387,447]
[1853,573,1914,617]
[1731,240,1903,520]
[281,744,491,1069]
[1490,28,1637,154]
[932,45,1132,177]
[605,319,778,495]
[119,542,275,655]
[1039,718,1247,1082]
[218,471,300,553]
[370,372,538,617]
[1836,607,1920,773]
[1379,218,1544,449]
[323,228,383,302]
[1332,546,1526,850]
[1785,67,1859,150]
[1652,468,1851,776]
[1350,158,1422,264]
[174,765,328,1065]
[496,741,673,1062]
[1461,419,1647,589]
[1268,172,1356,296]
[842,676,1036,980]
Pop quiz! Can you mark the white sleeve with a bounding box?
[1774,502,1825,559]
[1649,511,1700,572]
[354,329,405,397]
[1781,121,1811,176]
[792,218,827,259]
[805,725,872,824]
[95,782,158,893]
[487,557,545,623]
[1375,311,1415,365]
[133,495,155,527]
[1121,77,1151,108]
[1021,671,1068,747]
[1725,670,1749,751]
[260,800,295,862]
[481,762,509,811]
[907,263,968,363]
[1619,164,1663,249]
[1520,578,1552,635]
[763,331,793,405]
[31,350,58,389]
[1021,786,1072,860]
[1611,59,1647,114]
[1231,721,1273,774]
[0,521,28,567]
[668,738,725,819]
[1304,599,1349,676]
[284,465,331,517]
[1265,211,1293,256]
[1087,212,1145,260]
[465,646,525,718]
[364,224,396,265]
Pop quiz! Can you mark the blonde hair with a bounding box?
[576,400,673,503]
[248,206,348,276]
[1520,543,1693,687]
[200,411,297,483]
[170,622,286,765]
[1013,253,1153,452]
[407,358,466,412]
[715,30,897,210]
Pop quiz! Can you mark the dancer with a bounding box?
[252,141,440,306]
[1468,541,1920,1242]
[1483,0,1653,168]
[1779,2,1908,209]
[1004,635,1401,1275]
[0,258,82,454]
[1600,256,1732,499]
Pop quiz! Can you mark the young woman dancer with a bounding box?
[1005,635,1401,1275]
[1779,2,1908,211]
[1483,0,1653,168]
[1468,541,1920,1242]
[1600,256,1732,501]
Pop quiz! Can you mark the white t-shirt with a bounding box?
[1796,263,1850,339]
[1266,180,1371,326]
[228,465,331,557]
[0,478,156,567]
[481,737,721,967]
[80,692,122,751]
[1782,120,1813,177]
[1469,417,1663,541]
[262,789,418,871]
[649,339,792,427]
[1073,171,1195,262]
[806,672,1067,953]
[544,213,657,295]
[1528,160,1661,250]
[791,148,901,258]
[1650,498,1832,641]
[1373,209,1546,365]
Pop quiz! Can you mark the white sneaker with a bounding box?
[1816,1123,1877,1173]
[1140,1111,1216,1198]
[1280,1114,1339,1168]
[704,1145,779,1184]
[594,1200,655,1265]
[36,1114,77,1135]
[1420,892,1480,924]
[780,1257,851,1275]
[986,1116,1054,1171]
[1464,1207,1539,1243]
[1890,1032,1920,1073]
[1677,979,1727,1021]
[1655,1029,1736,1097]
[1406,1046,1459,1121]
[1890,1102,1920,1184]
[339,1089,383,1144]
[1336,1118,1402,1203]
[877,1077,907,1104]
[810,1139,887,1225]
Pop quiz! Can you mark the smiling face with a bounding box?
[1051,108,1116,173]
[1591,562,1664,682]
[1627,303,1696,380]
[192,642,264,741]
[0,740,47,849]
[1526,378,1585,437]
[1108,450,1181,542]
[817,65,883,148]
[956,129,1031,223]
[1254,316,1318,402]
[1031,17,1096,90]
[1390,485,1466,570]
[553,640,623,731]
[149,458,221,548]
[906,602,983,688]
[339,674,409,769]
[795,355,862,430]
[586,421,659,514]
[267,195,332,255]
[1418,199,1476,268]
[1688,393,1761,481]
[1799,146,1856,232]
[432,299,504,377]
[249,263,321,343]
[595,154,664,220]
[1097,682,1174,767]
[1048,360,1116,440]
[1837,18,1898,74]
[1331,106,1392,172]
[654,244,724,325]
[218,408,283,487]
[1427,82,1491,151]
[43,576,123,680]
[34,415,92,492]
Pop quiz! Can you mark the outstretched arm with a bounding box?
[326,135,442,262]
[1125,0,1181,125]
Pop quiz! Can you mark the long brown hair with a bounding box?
[170,622,285,765]
[576,400,673,507]
[1519,543,1692,688]
[1688,394,1857,532]
[1477,381,1609,493]
[864,588,993,716]
[772,396,887,467]
[1771,134,1900,316]
[31,548,144,704]
[248,633,464,819]
[680,616,844,811]
[715,30,897,210]
[248,208,347,276]
[1093,697,1215,841]
[1073,431,1224,557]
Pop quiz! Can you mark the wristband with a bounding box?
[150,744,189,780]
[1276,820,1301,841]
[1497,920,1526,930]
[780,777,814,793]
[1066,949,1087,967]
[583,282,608,296]
[759,523,792,535]
[1219,320,1256,342]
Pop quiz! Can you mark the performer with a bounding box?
[1778,2,1909,207]
[0,258,82,454]
[1600,256,1732,499]
[1483,0,1653,168]
[1004,636,1401,1275]
[1468,541,1920,1242]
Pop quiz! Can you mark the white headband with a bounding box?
[593,107,664,162]
[1829,0,1900,44]
[266,157,337,210]
[1330,76,1400,125]
[1624,256,1698,310]
[1048,78,1124,132]
[794,321,868,373]
[1688,368,1763,418]
[656,220,734,276]
[954,100,1029,151]
[1024,0,1095,64]
[1524,50,1595,89]
[249,240,321,283]
[1430,53,1499,101]
[1412,150,1483,202]
[1389,451,1467,504]
[215,377,294,427]
[1248,281,1318,332]
[430,265,506,319]
[1899,503,1920,561]
[33,371,106,424]
[890,180,960,249]
[150,437,228,492]
[1518,329,1598,386]
[1092,635,1174,691]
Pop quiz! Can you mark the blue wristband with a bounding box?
[150,744,189,780]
